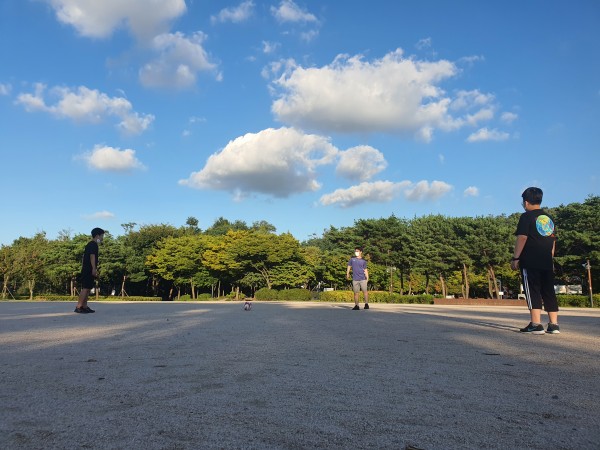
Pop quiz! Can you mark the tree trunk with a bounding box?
[424,272,430,295]
[120,275,127,298]
[177,286,181,300]
[462,263,470,299]
[191,279,196,299]
[236,286,240,300]
[439,274,447,298]
[2,275,8,299]
[28,279,35,300]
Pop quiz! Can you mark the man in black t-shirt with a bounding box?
[75,227,105,314]
[511,187,559,334]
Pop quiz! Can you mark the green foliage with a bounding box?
[32,294,160,302]
[2,197,597,304]
[277,288,311,301]
[556,294,600,308]
[318,290,434,304]
[254,288,279,300]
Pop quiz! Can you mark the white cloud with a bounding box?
[211,1,254,24]
[320,179,453,207]
[270,49,497,140]
[320,181,408,208]
[262,41,281,54]
[139,32,217,89]
[467,127,510,142]
[15,83,154,134]
[271,0,318,23]
[79,145,146,172]
[179,127,338,198]
[464,186,479,197]
[416,37,432,50]
[501,112,518,124]
[300,29,319,42]
[45,0,186,40]
[403,180,453,201]
[0,83,11,95]
[83,210,115,220]
[336,145,387,182]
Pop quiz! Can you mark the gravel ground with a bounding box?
[1,301,599,450]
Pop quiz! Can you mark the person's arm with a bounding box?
[552,239,555,257]
[364,268,369,281]
[90,254,97,277]
[511,235,528,270]
[346,264,351,280]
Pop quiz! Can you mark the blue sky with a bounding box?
[1,0,598,244]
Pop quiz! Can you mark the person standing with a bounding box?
[347,247,369,310]
[511,187,559,334]
[75,227,105,314]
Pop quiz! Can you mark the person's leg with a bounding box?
[540,270,559,327]
[362,281,369,305]
[352,281,360,307]
[77,288,90,309]
[520,268,545,333]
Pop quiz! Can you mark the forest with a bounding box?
[1,196,598,301]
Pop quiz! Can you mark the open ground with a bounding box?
[1,301,599,450]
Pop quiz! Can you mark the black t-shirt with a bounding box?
[81,240,99,275]
[515,209,556,270]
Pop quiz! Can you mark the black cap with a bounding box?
[91,227,106,237]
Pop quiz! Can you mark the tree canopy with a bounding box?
[1,196,598,299]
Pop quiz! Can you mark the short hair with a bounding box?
[522,187,543,205]
[354,247,363,252]
[91,227,106,238]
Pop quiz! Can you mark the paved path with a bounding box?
[1,301,599,449]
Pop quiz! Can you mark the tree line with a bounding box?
[1,196,598,300]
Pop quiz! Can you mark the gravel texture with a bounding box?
[1,301,599,450]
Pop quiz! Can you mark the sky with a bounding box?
[0,0,599,245]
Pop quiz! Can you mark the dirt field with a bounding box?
[1,301,599,449]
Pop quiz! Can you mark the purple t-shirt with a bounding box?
[348,257,367,281]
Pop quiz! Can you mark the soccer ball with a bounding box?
[243,301,252,311]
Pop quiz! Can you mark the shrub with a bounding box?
[254,288,279,300]
[33,294,161,302]
[557,294,600,308]
[277,288,311,301]
[197,293,212,300]
[317,290,434,304]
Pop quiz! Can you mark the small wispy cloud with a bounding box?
[83,211,115,220]
[467,127,510,143]
[464,186,479,197]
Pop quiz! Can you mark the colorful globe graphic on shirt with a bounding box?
[536,215,555,236]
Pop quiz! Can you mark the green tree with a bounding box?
[12,232,49,299]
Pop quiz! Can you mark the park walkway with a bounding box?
[1,301,599,449]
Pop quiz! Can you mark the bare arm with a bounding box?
[364,268,369,281]
[90,254,97,277]
[346,265,351,280]
[511,235,528,270]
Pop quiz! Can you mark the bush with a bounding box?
[557,294,600,308]
[254,288,279,300]
[277,288,311,301]
[197,293,212,300]
[32,294,161,302]
[318,290,434,304]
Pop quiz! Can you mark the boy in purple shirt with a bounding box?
[347,247,369,310]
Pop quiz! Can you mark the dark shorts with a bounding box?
[521,268,558,312]
[80,273,95,290]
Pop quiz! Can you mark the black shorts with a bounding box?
[521,268,558,312]
[80,273,95,290]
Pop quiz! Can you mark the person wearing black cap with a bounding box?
[75,227,105,313]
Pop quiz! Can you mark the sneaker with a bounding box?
[352,305,360,310]
[520,322,545,334]
[546,323,560,334]
[83,306,95,313]
[74,307,89,314]
[364,303,369,309]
